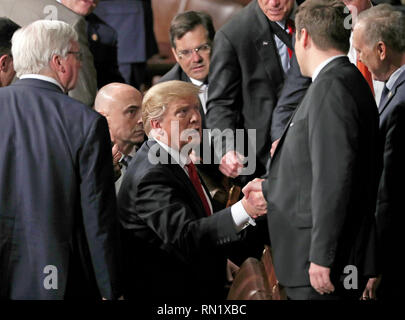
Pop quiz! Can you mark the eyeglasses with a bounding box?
[176,43,211,59]
[67,51,83,61]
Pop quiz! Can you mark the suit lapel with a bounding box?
[253,2,284,89]
[146,140,208,218]
[379,71,405,115]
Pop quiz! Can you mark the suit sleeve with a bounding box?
[308,80,361,267]
[125,169,242,264]
[79,116,122,299]
[376,102,405,256]
[270,53,311,142]
[206,30,241,155]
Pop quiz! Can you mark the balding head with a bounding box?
[95,83,144,155]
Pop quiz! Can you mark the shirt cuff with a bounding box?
[231,200,256,233]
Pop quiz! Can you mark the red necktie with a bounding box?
[286,19,295,59]
[185,162,212,216]
[357,59,375,96]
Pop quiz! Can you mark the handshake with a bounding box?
[241,178,267,219]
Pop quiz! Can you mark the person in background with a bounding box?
[0,18,19,87]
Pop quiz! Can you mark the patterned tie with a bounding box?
[285,19,295,59]
[378,83,390,110]
[185,161,212,216]
[120,155,133,168]
[357,59,375,96]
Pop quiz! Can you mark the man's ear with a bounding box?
[0,54,9,72]
[171,47,180,64]
[150,119,161,130]
[376,41,386,61]
[301,28,310,49]
[50,54,65,73]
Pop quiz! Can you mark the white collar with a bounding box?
[386,64,405,91]
[19,74,65,92]
[312,55,346,81]
[189,77,204,87]
[154,139,190,169]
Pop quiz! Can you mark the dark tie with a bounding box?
[379,84,390,110]
[357,59,374,96]
[285,19,295,59]
[120,155,133,168]
[185,162,212,216]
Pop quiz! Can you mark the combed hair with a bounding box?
[11,20,78,77]
[295,0,351,54]
[142,80,200,135]
[169,11,215,49]
[357,4,405,53]
[0,17,20,56]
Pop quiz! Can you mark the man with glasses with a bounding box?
[0,20,122,299]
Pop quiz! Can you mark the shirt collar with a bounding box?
[312,55,346,81]
[19,74,65,92]
[386,64,405,91]
[189,77,204,87]
[154,138,190,169]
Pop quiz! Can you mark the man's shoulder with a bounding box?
[218,1,256,37]
[158,64,188,83]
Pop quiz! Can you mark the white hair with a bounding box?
[11,20,78,77]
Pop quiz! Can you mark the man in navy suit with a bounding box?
[0,20,121,299]
[353,4,405,300]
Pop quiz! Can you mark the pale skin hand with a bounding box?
[308,262,335,295]
[361,276,381,300]
[112,143,123,180]
[241,178,267,218]
[270,138,280,158]
[219,151,244,178]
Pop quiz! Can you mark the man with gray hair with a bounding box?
[353,4,405,300]
[0,20,121,299]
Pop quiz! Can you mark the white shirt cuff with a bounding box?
[231,200,256,233]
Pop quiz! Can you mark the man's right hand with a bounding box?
[241,179,267,218]
[219,151,244,178]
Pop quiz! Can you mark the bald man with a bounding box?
[94,83,144,192]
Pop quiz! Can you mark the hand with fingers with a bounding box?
[241,178,267,218]
[308,262,335,295]
[361,276,381,300]
[219,150,244,178]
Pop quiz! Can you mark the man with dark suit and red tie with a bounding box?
[353,4,405,300]
[117,80,268,300]
[206,0,310,184]
[0,20,121,299]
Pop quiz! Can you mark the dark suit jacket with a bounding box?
[0,79,121,299]
[117,139,244,300]
[86,13,124,88]
[206,0,306,182]
[375,69,405,298]
[95,0,158,64]
[263,57,380,293]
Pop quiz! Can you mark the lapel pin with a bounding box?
[263,41,269,46]
[91,33,98,42]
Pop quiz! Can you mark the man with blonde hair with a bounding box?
[0,20,121,299]
[118,80,267,300]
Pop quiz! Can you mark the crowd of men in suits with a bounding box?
[0,0,404,301]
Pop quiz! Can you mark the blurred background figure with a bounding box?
[0,17,19,87]
[95,0,158,90]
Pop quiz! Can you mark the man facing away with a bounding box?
[353,4,405,300]
[245,0,380,300]
[0,20,121,299]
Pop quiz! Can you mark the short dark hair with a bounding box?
[295,0,351,54]
[169,11,215,49]
[0,17,20,56]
